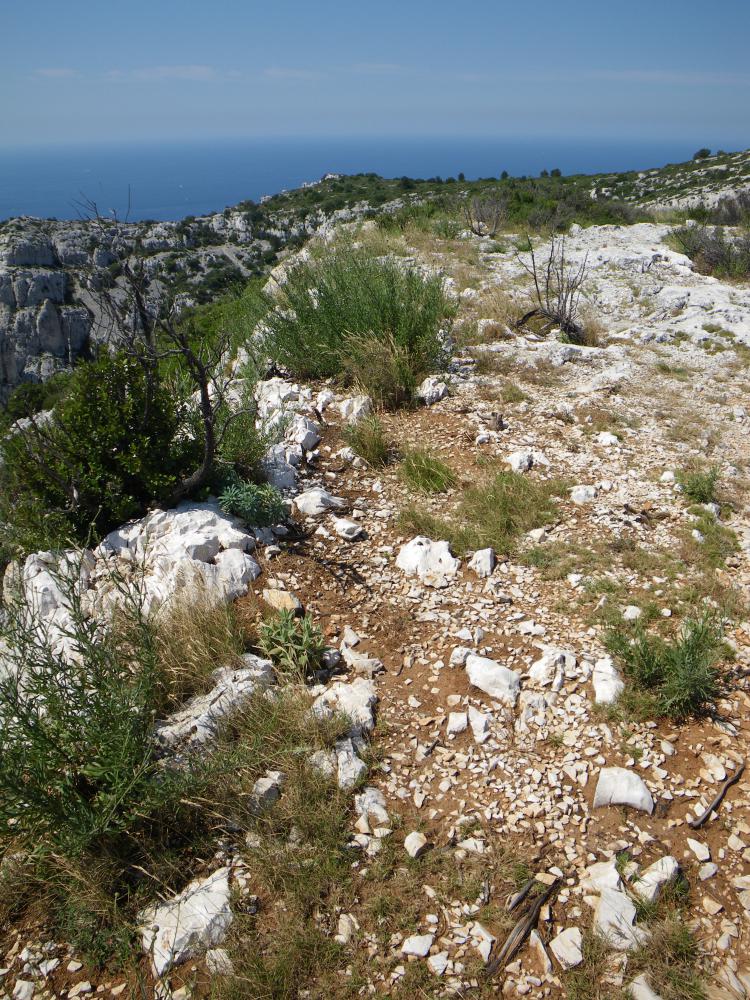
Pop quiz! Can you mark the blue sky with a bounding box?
[2,0,749,148]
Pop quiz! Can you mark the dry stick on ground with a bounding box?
[486,878,561,977]
[516,235,589,340]
[688,760,746,829]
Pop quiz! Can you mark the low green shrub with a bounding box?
[343,416,391,467]
[257,610,327,679]
[399,449,456,493]
[672,224,750,279]
[263,246,454,407]
[606,614,724,720]
[219,476,286,527]
[677,467,718,504]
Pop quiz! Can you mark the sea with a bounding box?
[0,136,726,223]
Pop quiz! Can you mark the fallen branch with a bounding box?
[688,760,745,829]
[486,878,560,976]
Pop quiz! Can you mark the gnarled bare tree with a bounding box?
[516,235,589,341]
[463,195,508,237]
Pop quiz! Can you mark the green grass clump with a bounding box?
[606,613,724,721]
[677,467,719,504]
[629,918,706,1000]
[263,246,454,407]
[258,610,327,679]
[399,449,456,494]
[343,416,391,467]
[400,468,565,556]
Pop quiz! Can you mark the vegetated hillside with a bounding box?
[0,151,749,999]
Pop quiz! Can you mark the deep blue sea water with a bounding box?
[0,136,725,222]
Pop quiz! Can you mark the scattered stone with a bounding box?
[139,867,233,976]
[549,927,583,969]
[401,934,434,958]
[404,831,430,859]
[468,547,496,578]
[396,537,460,588]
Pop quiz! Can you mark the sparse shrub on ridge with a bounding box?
[262,246,455,407]
[0,352,200,553]
[677,466,719,505]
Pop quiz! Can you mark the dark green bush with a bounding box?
[0,352,200,550]
[263,247,454,406]
[677,467,718,504]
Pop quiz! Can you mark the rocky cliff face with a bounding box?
[0,228,91,400]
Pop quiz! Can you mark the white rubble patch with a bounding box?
[339,394,373,423]
[446,711,468,735]
[294,487,346,517]
[632,856,680,903]
[592,656,624,704]
[528,650,566,691]
[468,705,491,743]
[593,767,655,814]
[416,376,448,405]
[629,974,664,1000]
[570,484,598,504]
[97,502,261,614]
[396,537,460,588]
[285,413,320,452]
[549,927,583,969]
[465,654,521,706]
[332,516,365,541]
[140,867,233,977]
[155,656,274,753]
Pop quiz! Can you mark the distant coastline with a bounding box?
[0,135,733,223]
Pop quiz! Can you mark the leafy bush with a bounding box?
[677,467,718,504]
[0,352,199,551]
[257,610,327,679]
[399,449,456,493]
[263,247,454,407]
[343,416,391,467]
[219,476,286,527]
[606,614,723,720]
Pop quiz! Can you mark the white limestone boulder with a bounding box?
[396,537,459,588]
[140,867,233,977]
[592,656,624,704]
[593,767,654,814]
[465,654,521,707]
